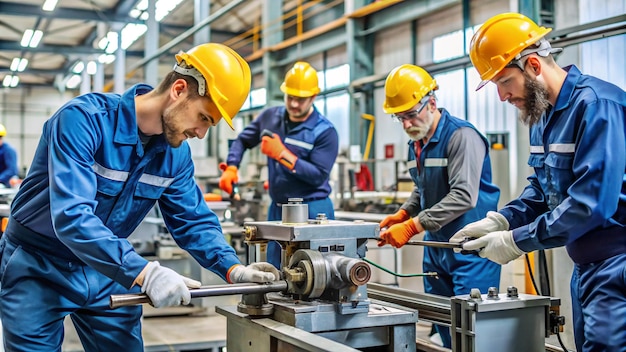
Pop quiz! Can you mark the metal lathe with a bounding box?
[111,198,564,352]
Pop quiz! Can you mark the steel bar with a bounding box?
[110,281,288,309]
[405,240,462,249]
[367,282,452,326]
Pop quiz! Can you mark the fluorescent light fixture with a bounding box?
[105,32,118,54]
[21,29,43,48]
[3,75,19,88]
[66,74,82,89]
[98,54,116,65]
[98,37,109,50]
[20,30,34,47]
[29,30,43,47]
[72,61,84,74]
[10,58,28,72]
[87,61,97,75]
[42,0,59,11]
[121,24,147,50]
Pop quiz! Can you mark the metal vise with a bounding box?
[242,198,378,315]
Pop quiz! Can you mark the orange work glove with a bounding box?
[379,209,410,229]
[261,133,298,170]
[218,162,238,195]
[378,218,420,248]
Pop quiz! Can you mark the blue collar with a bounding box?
[113,83,153,146]
[553,65,581,112]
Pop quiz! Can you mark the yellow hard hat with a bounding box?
[470,13,552,90]
[175,43,251,130]
[280,62,320,98]
[383,64,438,114]
[0,124,6,137]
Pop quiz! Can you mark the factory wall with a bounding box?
[0,87,75,177]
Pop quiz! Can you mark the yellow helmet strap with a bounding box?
[173,64,207,96]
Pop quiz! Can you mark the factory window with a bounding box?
[241,88,267,111]
[314,92,350,152]
[319,64,349,91]
[433,26,478,62]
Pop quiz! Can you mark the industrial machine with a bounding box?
[111,198,564,352]
[218,198,419,351]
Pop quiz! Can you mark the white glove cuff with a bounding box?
[229,265,244,283]
[487,211,510,231]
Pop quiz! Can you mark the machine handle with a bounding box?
[261,129,275,138]
[110,281,288,309]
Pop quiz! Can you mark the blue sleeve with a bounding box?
[499,175,550,230]
[226,110,268,167]
[0,145,18,185]
[508,100,625,252]
[289,127,339,186]
[48,106,147,289]
[158,156,241,281]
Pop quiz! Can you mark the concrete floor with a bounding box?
[62,306,227,352]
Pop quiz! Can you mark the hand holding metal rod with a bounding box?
[110,281,288,309]
[370,237,479,255]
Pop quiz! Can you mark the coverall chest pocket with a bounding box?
[95,175,124,198]
[134,181,167,200]
[544,153,574,207]
[94,175,125,219]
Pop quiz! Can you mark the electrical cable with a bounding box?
[524,253,571,352]
[362,257,438,278]
[525,254,541,295]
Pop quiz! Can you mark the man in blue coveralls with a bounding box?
[0,43,280,352]
[377,64,502,348]
[219,61,339,269]
[0,124,18,188]
[450,13,626,352]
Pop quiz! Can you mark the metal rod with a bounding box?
[110,281,288,309]
[405,240,462,249]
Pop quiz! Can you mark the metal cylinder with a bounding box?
[324,252,371,288]
[281,198,308,224]
[109,281,288,309]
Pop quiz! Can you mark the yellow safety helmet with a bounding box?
[175,43,251,130]
[280,62,320,98]
[383,64,438,114]
[0,124,5,137]
[470,13,552,90]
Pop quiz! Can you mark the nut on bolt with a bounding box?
[242,225,258,241]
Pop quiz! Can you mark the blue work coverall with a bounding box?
[0,141,17,187]
[227,105,339,268]
[404,109,501,348]
[0,84,241,351]
[499,65,626,352]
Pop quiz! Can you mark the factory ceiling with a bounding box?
[0,0,292,90]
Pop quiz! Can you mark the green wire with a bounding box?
[362,258,439,278]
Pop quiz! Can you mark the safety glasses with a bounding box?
[391,95,430,123]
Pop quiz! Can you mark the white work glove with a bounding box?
[449,211,509,244]
[141,261,202,308]
[462,231,524,265]
[228,262,281,283]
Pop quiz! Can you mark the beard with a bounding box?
[404,110,434,140]
[162,102,187,148]
[404,126,429,140]
[288,106,311,120]
[518,73,550,126]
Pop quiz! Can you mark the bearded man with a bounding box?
[451,13,626,352]
[377,64,501,348]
